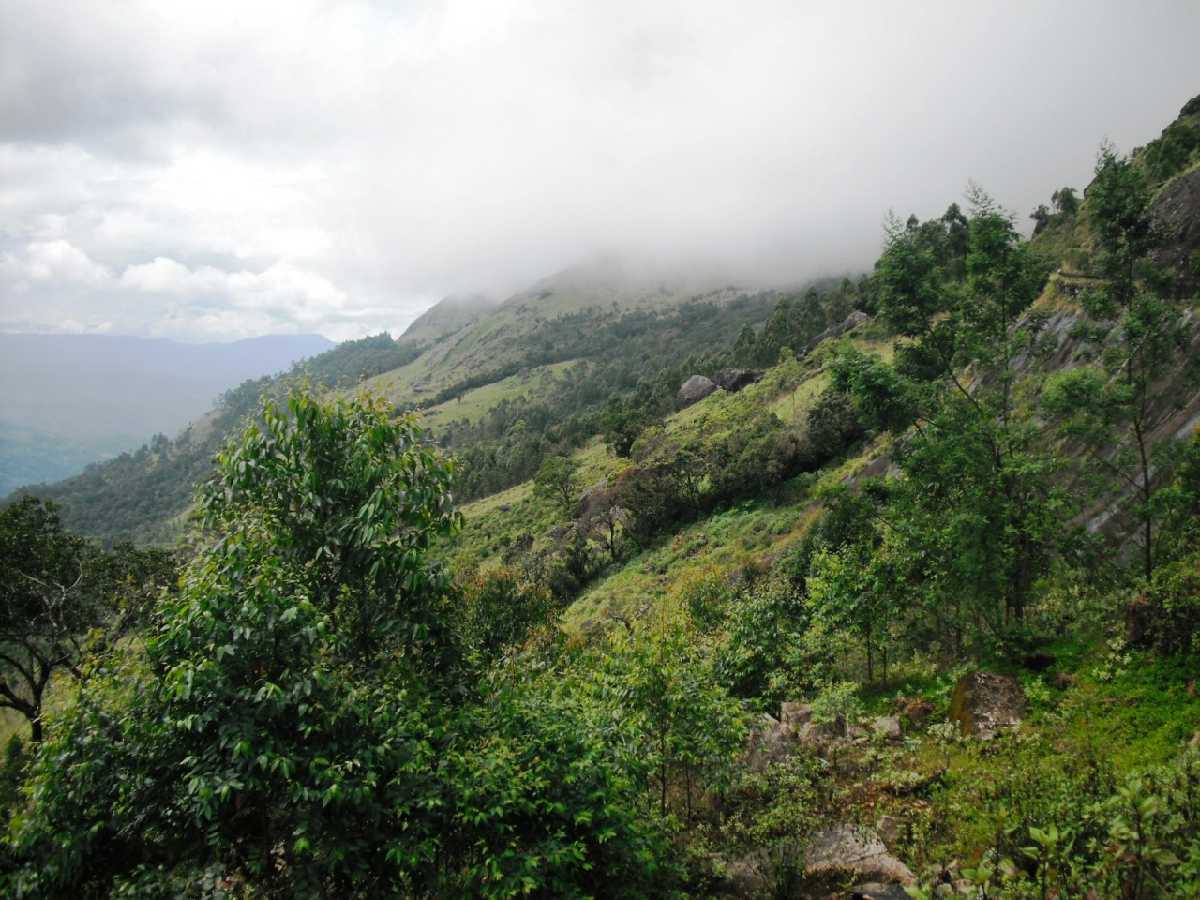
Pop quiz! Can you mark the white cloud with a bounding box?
[1,1,1199,341]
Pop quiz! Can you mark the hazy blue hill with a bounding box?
[0,332,333,443]
[0,422,138,497]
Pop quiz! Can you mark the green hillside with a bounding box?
[4,96,1200,899]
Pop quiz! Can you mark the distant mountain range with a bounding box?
[0,332,333,494]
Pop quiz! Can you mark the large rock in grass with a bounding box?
[743,713,793,772]
[804,824,914,886]
[678,374,717,406]
[713,368,763,393]
[780,701,813,730]
[948,671,1027,740]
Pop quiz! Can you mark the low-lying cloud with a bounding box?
[2,1,1198,341]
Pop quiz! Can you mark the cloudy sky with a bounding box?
[1,1,1198,342]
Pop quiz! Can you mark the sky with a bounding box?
[1,1,1198,343]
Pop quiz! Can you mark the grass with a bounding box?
[417,361,581,431]
[443,323,895,630]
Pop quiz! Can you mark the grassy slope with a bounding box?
[417,361,582,431]
[362,272,743,407]
[447,323,895,632]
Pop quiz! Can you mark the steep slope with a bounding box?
[15,262,789,544]
[398,293,498,346]
[364,257,749,405]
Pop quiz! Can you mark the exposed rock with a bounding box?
[744,713,793,772]
[807,310,871,351]
[712,368,763,393]
[1053,671,1075,691]
[851,883,911,900]
[805,824,914,886]
[678,374,718,406]
[717,852,771,896]
[894,696,934,727]
[780,701,813,730]
[576,478,613,520]
[873,716,903,742]
[949,671,1027,739]
[875,815,901,846]
[1150,166,1200,297]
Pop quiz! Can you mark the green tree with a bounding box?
[532,453,581,516]
[1070,146,1185,579]
[835,189,1061,646]
[0,497,174,743]
[7,390,668,897]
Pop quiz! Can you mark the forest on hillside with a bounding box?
[1,99,1200,899]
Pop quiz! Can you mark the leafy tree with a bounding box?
[7,390,672,896]
[0,497,174,742]
[532,453,581,517]
[836,190,1061,644]
[1052,187,1079,217]
[1064,145,1187,579]
[592,612,747,821]
[455,566,557,667]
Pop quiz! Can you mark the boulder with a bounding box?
[894,696,934,727]
[851,883,911,900]
[744,713,793,771]
[875,815,901,846]
[805,825,914,886]
[872,716,903,742]
[576,478,614,520]
[717,852,771,896]
[712,368,763,393]
[948,671,1027,739]
[677,374,717,406]
[806,310,871,351]
[780,701,813,730]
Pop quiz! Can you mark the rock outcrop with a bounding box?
[948,671,1027,739]
[712,368,763,393]
[1150,166,1200,297]
[872,716,902,742]
[804,824,915,886]
[806,310,871,351]
[678,374,717,406]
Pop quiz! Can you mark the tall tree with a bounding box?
[0,497,173,742]
[835,190,1059,644]
[1051,146,1187,579]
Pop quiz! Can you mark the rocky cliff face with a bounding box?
[1151,167,1200,298]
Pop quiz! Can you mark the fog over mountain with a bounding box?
[2,1,1198,343]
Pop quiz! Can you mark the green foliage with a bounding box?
[836,192,1065,654]
[585,611,748,822]
[5,390,669,897]
[714,575,814,704]
[455,565,557,666]
[532,453,581,517]
[0,496,175,742]
[1052,145,1193,580]
[809,681,863,738]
